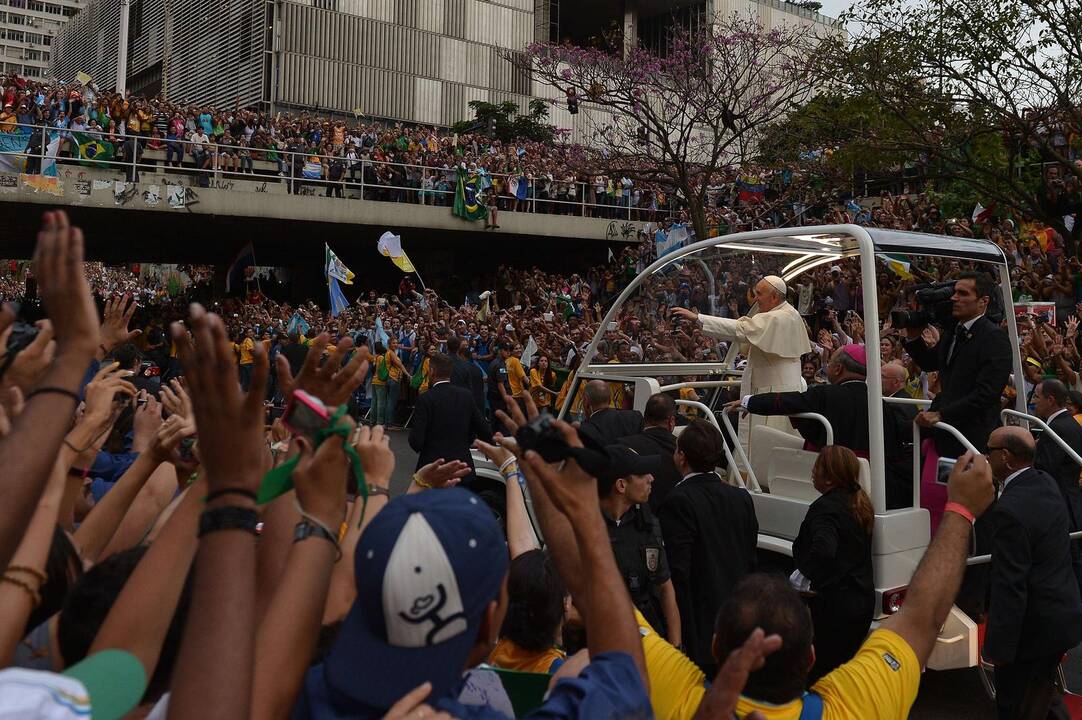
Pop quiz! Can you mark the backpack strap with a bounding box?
[798,691,824,720]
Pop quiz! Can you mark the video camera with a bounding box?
[890,282,956,329]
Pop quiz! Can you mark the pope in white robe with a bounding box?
[673,275,811,453]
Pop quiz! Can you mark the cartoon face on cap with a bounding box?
[383,514,468,647]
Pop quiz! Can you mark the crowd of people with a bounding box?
[0,210,1012,720]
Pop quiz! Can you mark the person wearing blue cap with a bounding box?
[293,422,656,719]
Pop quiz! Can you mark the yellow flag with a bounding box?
[390,251,415,273]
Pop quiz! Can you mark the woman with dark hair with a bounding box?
[792,445,875,682]
[528,354,559,412]
[1067,389,1082,425]
[489,549,568,674]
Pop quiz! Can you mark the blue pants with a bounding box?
[384,379,400,425]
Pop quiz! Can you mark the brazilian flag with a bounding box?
[452,167,488,222]
[72,132,115,168]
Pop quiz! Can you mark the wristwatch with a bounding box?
[293,520,337,546]
[366,484,390,498]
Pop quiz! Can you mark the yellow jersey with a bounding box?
[506,356,528,398]
[235,337,255,365]
[530,368,553,409]
[489,637,566,675]
[635,611,919,720]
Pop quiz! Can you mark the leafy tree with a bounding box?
[508,13,825,240]
[451,99,555,144]
[823,0,1082,246]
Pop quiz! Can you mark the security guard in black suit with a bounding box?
[598,445,681,646]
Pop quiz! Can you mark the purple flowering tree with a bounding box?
[510,13,825,240]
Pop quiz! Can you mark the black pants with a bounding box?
[806,588,874,684]
[994,655,1068,720]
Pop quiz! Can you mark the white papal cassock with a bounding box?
[699,299,811,453]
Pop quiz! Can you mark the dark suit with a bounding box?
[885,390,919,510]
[582,407,644,445]
[986,467,1082,719]
[1033,410,1082,594]
[659,472,758,673]
[408,382,493,486]
[903,316,1013,457]
[792,488,874,682]
[746,381,871,453]
[450,356,485,416]
[618,426,681,513]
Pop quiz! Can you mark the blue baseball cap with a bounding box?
[313,488,508,713]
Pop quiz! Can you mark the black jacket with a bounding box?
[793,488,874,597]
[885,390,919,510]
[984,467,1082,664]
[746,381,870,453]
[903,316,1013,457]
[1033,410,1082,590]
[450,356,485,416]
[408,382,493,482]
[618,426,681,513]
[582,408,644,445]
[659,472,758,671]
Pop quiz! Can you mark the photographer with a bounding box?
[901,271,1012,526]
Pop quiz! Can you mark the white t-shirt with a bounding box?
[0,668,91,719]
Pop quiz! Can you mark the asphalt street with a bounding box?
[383,430,1080,718]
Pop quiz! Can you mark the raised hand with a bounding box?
[172,303,269,493]
[517,419,597,520]
[160,378,193,425]
[275,333,369,407]
[32,210,99,357]
[352,424,394,489]
[132,390,163,452]
[692,627,782,720]
[82,361,137,427]
[152,414,199,477]
[293,420,353,530]
[414,459,470,490]
[100,293,142,353]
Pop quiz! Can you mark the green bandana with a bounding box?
[256,405,367,506]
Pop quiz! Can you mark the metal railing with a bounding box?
[0,121,680,221]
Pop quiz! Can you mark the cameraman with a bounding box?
[902,271,1012,519]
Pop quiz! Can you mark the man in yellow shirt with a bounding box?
[234,327,256,391]
[502,343,528,413]
[560,451,996,720]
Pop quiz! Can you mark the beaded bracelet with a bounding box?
[6,565,47,584]
[1,575,42,607]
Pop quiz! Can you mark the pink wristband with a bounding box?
[944,502,975,525]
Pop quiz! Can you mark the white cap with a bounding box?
[763,275,787,296]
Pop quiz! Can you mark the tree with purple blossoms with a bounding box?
[509,13,828,241]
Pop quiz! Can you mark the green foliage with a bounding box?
[450,100,556,144]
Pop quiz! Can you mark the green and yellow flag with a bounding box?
[452,167,488,222]
[72,132,114,168]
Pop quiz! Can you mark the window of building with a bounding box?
[26,0,43,11]
[44,2,59,12]
[25,32,41,43]
[6,29,24,41]
[7,11,26,24]
[61,4,77,15]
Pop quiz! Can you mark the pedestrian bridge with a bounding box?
[0,160,650,247]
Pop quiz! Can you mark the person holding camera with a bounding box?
[902,271,1013,529]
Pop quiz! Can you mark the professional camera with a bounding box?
[890,282,957,329]
[516,412,573,463]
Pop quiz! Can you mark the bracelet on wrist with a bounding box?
[204,487,258,504]
[943,501,976,525]
[366,483,390,498]
[1,574,42,607]
[198,506,260,537]
[293,520,342,561]
[413,472,434,489]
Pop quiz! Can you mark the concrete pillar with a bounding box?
[623,0,638,57]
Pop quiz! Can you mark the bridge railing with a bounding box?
[0,122,681,223]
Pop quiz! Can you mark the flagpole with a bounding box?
[249,242,262,295]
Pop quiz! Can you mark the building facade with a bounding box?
[51,0,836,131]
[1,0,83,80]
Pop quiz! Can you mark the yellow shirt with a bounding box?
[635,610,706,720]
[735,630,920,720]
[418,357,431,393]
[635,618,918,720]
[506,356,527,398]
[678,387,700,418]
[489,637,566,674]
[530,368,553,409]
[236,337,255,365]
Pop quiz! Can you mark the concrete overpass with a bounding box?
[0,163,648,295]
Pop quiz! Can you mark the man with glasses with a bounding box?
[982,426,1082,720]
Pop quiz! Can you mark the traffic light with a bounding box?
[487,117,497,135]
[566,88,579,115]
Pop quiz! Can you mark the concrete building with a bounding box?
[1,0,83,80]
[50,0,836,130]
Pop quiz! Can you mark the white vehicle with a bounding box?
[473,223,1082,676]
[564,224,1023,672]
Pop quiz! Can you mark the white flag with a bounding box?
[521,336,538,368]
[378,230,404,258]
[607,247,614,263]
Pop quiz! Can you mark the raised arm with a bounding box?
[0,211,101,570]
[880,451,995,666]
[167,304,269,720]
